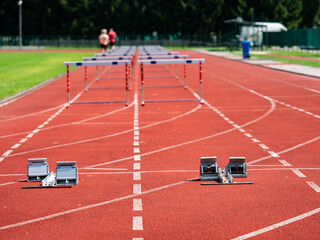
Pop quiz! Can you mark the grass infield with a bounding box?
[0,51,93,101]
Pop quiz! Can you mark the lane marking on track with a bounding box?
[133,199,143,211]
[231,207,320,240]
[132,217,143,230]
[0,178,195,231]
[248,136,320,165]
[279,160,292,166]
[306,181,320,193]
[134,163,141,170]
[133,172,141,180]
[8,104,202,159]
[291,168,306,178]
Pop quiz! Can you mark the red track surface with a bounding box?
[0,50,319,239]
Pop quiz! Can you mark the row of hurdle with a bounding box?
[64,46,136,106]
[63,45,205,106]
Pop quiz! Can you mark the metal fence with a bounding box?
[265,28,320,49]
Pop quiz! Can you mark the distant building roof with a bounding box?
[255,22,287,32]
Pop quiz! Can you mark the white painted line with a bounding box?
[244,133,253,138]
[133,184,141,194]
[133,141,139,146]
[259,144,269,150]
[38,124,45,129]
[134,127,139,130]
[315,115,320,119]
[268,151,279,158]
[232,207,320,240]
[134,163,141,170]
[238,128,246,133]
[279,160,292,166]
[233,124,240,128]
[133,199,143,211]
[134,131,140,136]
[298,108,305,112]
[26,133,34,138]
[306,182,320,193]
[134,155,141,161]
[305,111,312,115]
[134,148,140,153]
[11,144,21,149]
[251,138,260,143]
[228,120,234,124]
[224,117,230,121]
[32,129,40,134]
[19,138,27,143]
[133,238,143,240]
[291,169,306,178]
[3,150,13,157]
[133,172,141,181]
[0,157,4,163]
[134,136,139,141]
[132,216,143,230]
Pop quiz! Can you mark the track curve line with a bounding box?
[7,104,202,158]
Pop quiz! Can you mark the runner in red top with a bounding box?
[108,28,117,49]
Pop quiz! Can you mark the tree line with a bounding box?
[0,0,319,37]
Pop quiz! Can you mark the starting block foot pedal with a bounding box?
[22,185,72,189]
[201,182,253,186]
[27,158,49,182]
[225,157,247,178]
[200,157,221,181]
[56,161,78,186]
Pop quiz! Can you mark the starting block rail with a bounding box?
[139,58,205,106]
[63,60,131,106]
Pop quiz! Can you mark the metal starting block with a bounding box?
[200,157,221,181]
[225,157,247,178]
[56,161,78,186]
[200,156,252,185]
[27,158,49,182]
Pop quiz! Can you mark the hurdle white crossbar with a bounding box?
[64,60,130,106]
[138,55,188,60]
[83,56,133,61]
[139,51,179,56]
[139,58,205,106]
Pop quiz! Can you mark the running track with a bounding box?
[0,50,319,239]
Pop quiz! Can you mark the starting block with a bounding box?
[225,157,247,178]
[42,172,56,186]
[200,156,252,185]
[27,158,49,182]
[199,157,221,181]
[56,161,78,186]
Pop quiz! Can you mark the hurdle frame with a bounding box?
[138,59,205,106]
[82,56,134,90]
[64,60,131,106]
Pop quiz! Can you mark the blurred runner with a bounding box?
[99,29,109,52]
[108,28,117,49]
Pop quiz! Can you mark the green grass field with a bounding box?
[0,51,93,101]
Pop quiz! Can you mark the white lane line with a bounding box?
[232,207,320,240]
[11,144,21,149]
[133,163,141,170]
[133,141,140,146]
[3,150,13,157]
[306,182,320,193]
[268,151,279,158]
[132,216,143,230]
[279,160,292,166]
[244,133,253,138]
[133,199,143,211]
[133,184,141,194]
[259,144,269,150]
[0,157,4,163]
[134,136,139,140]
[133,172,141,181]
[134,148,140,153]
[238,128,246,133]
[19,138,27,143]
[133,238,143,240]
[251,138,260,143]
[26,133,34,138]
[291,169,306,178]
[134,131,139,136]
[134,155,141,161]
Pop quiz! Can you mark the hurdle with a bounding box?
[138,55,188,86]
[138,58,205,106]
[63,60,131,106]
[82,56,134,89]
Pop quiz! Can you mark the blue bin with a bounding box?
[241,40,251,59]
